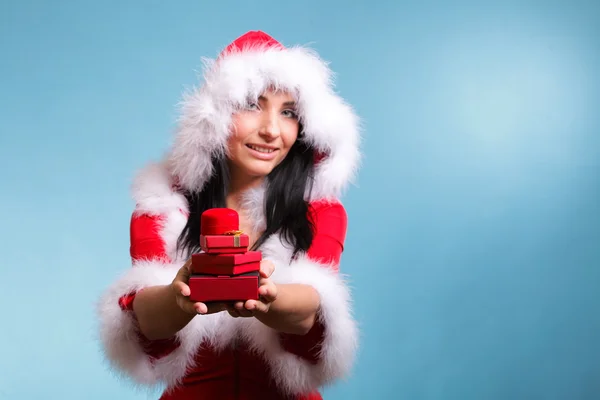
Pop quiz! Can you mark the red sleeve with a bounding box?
[117,212,181,360]
[305,200,347,268]
[279,201,347,364]
[129,213,170,262]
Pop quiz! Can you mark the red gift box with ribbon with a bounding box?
[199,208,250,254]
[189,208,261,302]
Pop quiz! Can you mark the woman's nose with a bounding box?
[258,112,281,139]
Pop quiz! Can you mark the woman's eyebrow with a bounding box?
[257,96,296,108]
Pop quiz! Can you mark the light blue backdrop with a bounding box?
[1,1,598,399]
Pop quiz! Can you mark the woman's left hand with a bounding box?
[227,259,278,318]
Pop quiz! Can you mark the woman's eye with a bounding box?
[246,102,259,111]
[282,109,298,119]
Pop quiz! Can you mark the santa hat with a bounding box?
[165,30,361,201]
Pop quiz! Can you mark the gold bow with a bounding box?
[224,230,244,236]
[224,230,244,247]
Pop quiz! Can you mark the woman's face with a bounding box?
[227,89,300,180]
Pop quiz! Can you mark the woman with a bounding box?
[97,30,361,400]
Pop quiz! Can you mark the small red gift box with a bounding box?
[200,234,249,254]
[200,208,249,254]
[189,272,259,302]
[191,251,261,275]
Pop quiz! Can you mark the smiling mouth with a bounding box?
[246,144,277,153]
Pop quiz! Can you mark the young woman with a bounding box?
[97,30,362,400]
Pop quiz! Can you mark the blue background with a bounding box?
[1,0,599,399]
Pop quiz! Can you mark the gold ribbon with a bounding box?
[224,230,244,247]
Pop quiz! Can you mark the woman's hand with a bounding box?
[227,259,278,318]
[170,258,228,315]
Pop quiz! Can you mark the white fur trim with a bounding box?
[96,260,239,389]
[166,44,362,200]
[239,236,358,394]
[239,182,267,233]
[131,161,188,216]
[130,162,189,263]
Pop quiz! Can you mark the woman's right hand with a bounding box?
[170,258,227,315]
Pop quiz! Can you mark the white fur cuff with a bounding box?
[96,261,232,389]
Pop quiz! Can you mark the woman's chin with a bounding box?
[240,161,276,178]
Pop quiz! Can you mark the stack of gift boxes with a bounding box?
[188,208,262,303]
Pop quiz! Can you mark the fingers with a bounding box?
[259,260,275,279]
[258,280,278,303]
[172,280,190,297]
[188,300,228,315]
[193,302,208,314]
[173,285,203,314]
[245,299,270,314]
[227,259,275,317]
[232,301,254,318]
[227,300,268,318]
[232,280,277,317]
[177,299,227,315]
[175,294,205,315]
[174,260,192,284]
[172,259,210,315]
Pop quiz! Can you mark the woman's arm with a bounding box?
[253,283,321,335]
[133,260,230,341]
[133,285,195,341]
[228,260,320,335]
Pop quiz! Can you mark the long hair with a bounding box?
[176,135,315,259]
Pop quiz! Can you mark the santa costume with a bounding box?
[96,30,361,399]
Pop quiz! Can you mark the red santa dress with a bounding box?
[96,30,362,400]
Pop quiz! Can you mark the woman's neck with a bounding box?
[226,172,264,211]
